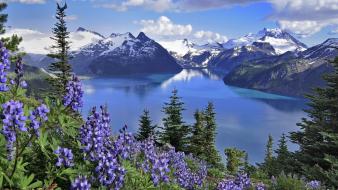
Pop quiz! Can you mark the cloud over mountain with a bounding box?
[136,16,192,37]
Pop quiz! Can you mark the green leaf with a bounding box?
[59,168,77,176]
[18,174,35,188]
[0,174,3,188]
[3,173,13,187]
[27,180,42,189]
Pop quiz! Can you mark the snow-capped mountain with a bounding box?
[159,39,223,68]
[71,31,181,75]
[222,28,307,55]
[159,28,307,69]
[73,32,136,58]
[69,27,105,51]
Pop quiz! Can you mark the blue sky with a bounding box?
[4,0,338,46]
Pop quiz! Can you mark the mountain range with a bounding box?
[18,27,338,97]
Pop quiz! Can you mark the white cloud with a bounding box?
[98,0,173,12]
[270,0,338,37]
[65,15,78,21]
[7,0,46,4]
[194,30,228,43]
[136,16,227,43]
[137,16,192,37]
[1,28,52,54]
[98,0,338,37]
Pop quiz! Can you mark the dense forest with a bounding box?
[0,2,337,190]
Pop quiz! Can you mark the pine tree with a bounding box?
[275,133,292,175]
[290,55,338,187]
[224,147,246,174]
[0,3,7,35]
[189,110,206,159]
[0,2,22,52]
[265,134,274,162]
[242,152,256,174]
[203,102,223,168]
[260,134,277,177]
[160,89,189,152]
[47,2,72,97]
[136,110,157,141]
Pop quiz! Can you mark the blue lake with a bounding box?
[81,69,307,164]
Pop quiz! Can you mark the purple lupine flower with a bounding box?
[255,182,266,190]
[54,147,74,167]
[79,107,127,189]
[13,57,27,89]
[1,100,27,159]
[80,106,112,161]
[235,173,251,189]
[0,42,10,92]
[140,138,157,173]
[71,176,91,190]
[29,104,49,137]
[167,149,207,189]
[217,180,242,190]
[306,180,321,189]
[95,150,125,189]
[217,173,251,190]
[112,125,135,159]
[63,75,83,111]
[139,138,170,187]
[151,152,170,186]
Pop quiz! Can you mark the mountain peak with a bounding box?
[76,27,87,32]
[182,38,195,48]
[76,27,105,38]
[322,38,338,46]
[110,32,135,39]
[258,28,285,39]
[137,32,151,41]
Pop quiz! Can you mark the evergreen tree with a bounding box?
[242,152,256,174]
[47,2,72,97]
[136,109,157,141]
[224,147,246,174]
[275,133,292,175]
[260,134,277,177]
[160,89,189,152]
[265,134,274,162]
[203,102,223,168]
[290,55,338,187]
[189,110,206,159]
[0,2,22,52]
[0,2,6,35]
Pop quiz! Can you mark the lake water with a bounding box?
[81,69,307,164]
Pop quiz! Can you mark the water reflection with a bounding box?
[82,69,307,163]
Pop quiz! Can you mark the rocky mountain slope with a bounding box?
[223,38,338,97]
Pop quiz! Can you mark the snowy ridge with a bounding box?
[159,39,223,68]
[222,28,307,55]
[301,38,338,62]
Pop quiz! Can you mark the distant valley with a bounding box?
[14,27,338,97]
